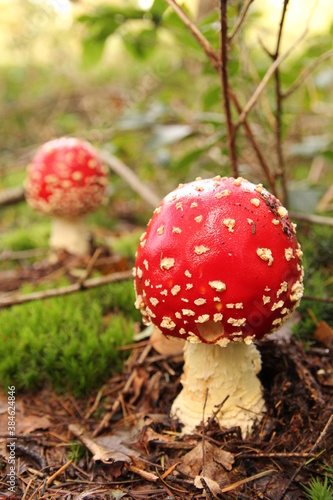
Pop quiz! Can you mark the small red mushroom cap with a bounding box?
[134,177,304,346]
[25,137,108,217]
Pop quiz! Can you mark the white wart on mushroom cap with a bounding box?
[134,176,304,345]
[25,137,108,218]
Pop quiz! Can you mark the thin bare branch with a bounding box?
[164,0,278,194]
[290,212,333,227]
[235,27,310,129]
[273,0,290,206]
[0,248,47,262]
[100,150,161,208]
[0,185,25,207]
[282,48,333,98]
[236,0,320,128]
[229,89,278,196]
[165,0,220,69]
[302,295,333,304]
[275,0,289,56]
[0,269,133,309]
[228,0,254,43]
[220,0,238,177]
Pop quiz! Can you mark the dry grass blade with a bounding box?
[220,468,276,493]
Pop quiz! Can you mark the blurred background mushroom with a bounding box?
[25,137,108,258]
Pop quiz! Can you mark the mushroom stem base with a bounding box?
[171,341,266,438]
[50,217,90,256]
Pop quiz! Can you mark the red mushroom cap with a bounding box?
[134,177,304,346]
[25,137,108,217]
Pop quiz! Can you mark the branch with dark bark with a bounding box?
[164,0,278,196]
[272,0,289,207]
[220,0,238,177]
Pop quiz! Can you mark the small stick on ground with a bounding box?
[46,459,73,486]
[202,388,209,467]
[204,395,230,431]
[0,269,133,309]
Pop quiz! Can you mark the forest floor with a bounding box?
[0,286,332,500]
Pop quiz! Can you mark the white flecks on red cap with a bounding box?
[134,177,304,345]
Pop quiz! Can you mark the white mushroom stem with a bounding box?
[171,341,266,438]
[49,216,90,256]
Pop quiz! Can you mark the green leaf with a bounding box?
[122,28,157,59]
[150,0,168,25]
[202,85,222,110]
[162,10,203,54]
[81,37,106,67]
[77,5,146,65]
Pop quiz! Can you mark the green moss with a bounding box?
[0,223,49,251]
[111,229,142,259]
[0,281,138,397]
[302,475,333,500]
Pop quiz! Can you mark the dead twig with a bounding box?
[228,0,254,43]
[236,0,320,130]
[76,247,102,286]
[0,185,25,207]
[282,47,333,99]
[302,295,333,304]
[220,0,238,177]
[0,269,133,309]
[290,212,333,227]
[0,248,47,262]
[204,395,230,431]
[165,0,220,69]
[100,149,161,208]
[46,459,73,487]
[235,27,310,129]
[229,88,278,196]
[92,368,138,437]
[202,388,209,467]
[221,469,276,493]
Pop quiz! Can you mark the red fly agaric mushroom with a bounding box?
[25,137,108,256]
[134,176,304,437]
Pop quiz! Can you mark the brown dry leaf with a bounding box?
[19,414,51,434]
[194,475,223,497]
[150,327,185,356]
[69,423,140,464]
[0,392,50,435]
[315,320,333,347]
[178,441,234,482]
